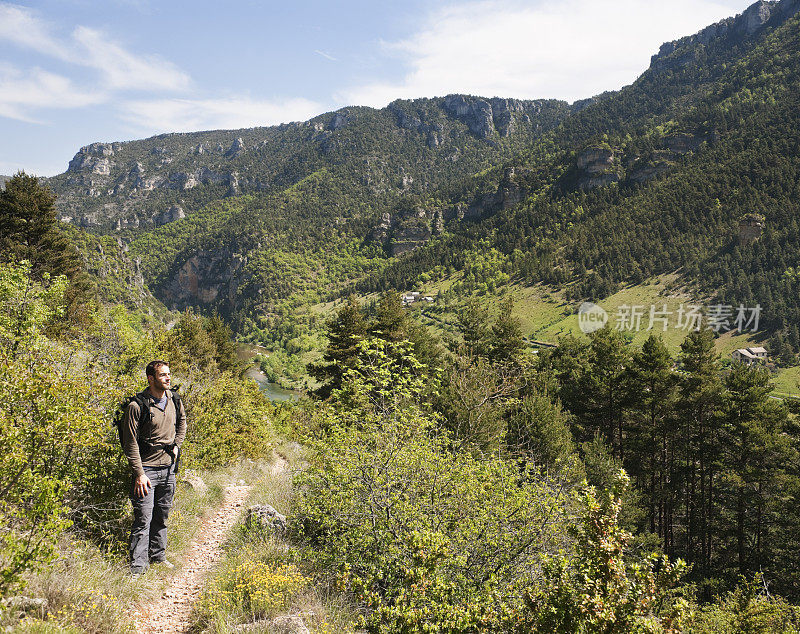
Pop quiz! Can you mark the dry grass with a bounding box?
[1,466,229,633]
[190,450,359,634]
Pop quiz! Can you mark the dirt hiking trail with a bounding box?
[131,482,251,634]
[132,456,290,634]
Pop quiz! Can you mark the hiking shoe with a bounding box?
[130,567,147,578]
[152,559,174,569]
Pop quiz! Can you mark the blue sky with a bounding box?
[0,0,753,176]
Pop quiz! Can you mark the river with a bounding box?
[237,343,303,402]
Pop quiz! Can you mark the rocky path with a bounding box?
[132,482,252,634]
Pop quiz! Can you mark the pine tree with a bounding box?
[718,362,792,582]
[582,325,631,459]
[626,335,677,542]
[0,172,80,279]
[507,389,576,469]
[488,295,525,365]
[369,291,407,342]
[677,329,722,577]
[309,295,367,399]
[458,297,490,357]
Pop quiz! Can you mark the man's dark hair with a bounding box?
[146,360,170,378]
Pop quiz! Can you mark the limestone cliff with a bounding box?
[650,0,800,71]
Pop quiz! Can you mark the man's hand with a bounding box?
[134,473,152,498]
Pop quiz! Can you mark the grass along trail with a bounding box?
[131,482,252,634]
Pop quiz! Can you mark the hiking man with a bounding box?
[121,360,187,575]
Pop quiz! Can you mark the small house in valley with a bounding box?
[731,346,768,365]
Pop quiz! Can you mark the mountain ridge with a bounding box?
[46,95,569,231]
[37,0,800,365]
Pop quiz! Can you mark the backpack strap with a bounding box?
[135,390,183,468]
[171,391,182,472]
[129,393,150,448]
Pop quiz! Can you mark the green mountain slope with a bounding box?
[46,0,800,361]
[368,0,800,356]
[46,96,568,231]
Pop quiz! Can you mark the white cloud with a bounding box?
[119,96,326,134]
[314,49,338,61]
[338,0,749,107]
[0,64,105,122]
[0,1,190,121]
[72,26,191,92]
[0,3,71,60]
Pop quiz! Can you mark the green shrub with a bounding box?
[182,372,275,470]
[523,471,689,634]
[0,261,132,594]
[690,576,800,633]
[293,375,579,631]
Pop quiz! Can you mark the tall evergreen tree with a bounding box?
[309,295,367,399]
[582,325,631,459]
[677,329,722,578]
[488,295,525,366]
[626,334,677,541]
[718,363,792,583]
[506,388,576,470]
[458,297,490,357]
[0,172,80,279]
[369,291,441,372]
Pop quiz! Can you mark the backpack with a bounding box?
[114,389,183,473]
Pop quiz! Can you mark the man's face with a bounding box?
[149,365,171,391]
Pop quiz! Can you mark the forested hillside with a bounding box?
[35,0,800,379]
[368,0,800,357]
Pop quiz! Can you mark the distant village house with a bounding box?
[731,346,768,365]
[401,291,435,306]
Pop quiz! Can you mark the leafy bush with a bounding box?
[523,471,689,633]
[690,576,800,633]
[293,341,579,632]
[182,372,275,469]
[0,261,130,594]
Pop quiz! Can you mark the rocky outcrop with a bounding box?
[650,0,800,71]
[628,151,675,184]
[576,147,620,190]
[225,137,245,158]
[490,98,532,137]
[739,214,764,245]
[388,102,446,148]
[328,110,350,130]
[370,212,392,243]
[449,166,529,221]
[626,132,717,184]
[390,214,432,256]
[153,205,185,226]
[2,596,49,620]
[226,172,240,197]
[180,470,208,493]
[370,166,527,251]
[370,207,436,255]
[443,95,495,139]
[246,504,287,536]
[442,95,544,140]
[163,248,245,309]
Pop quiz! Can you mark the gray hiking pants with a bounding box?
[129,465,176,572]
